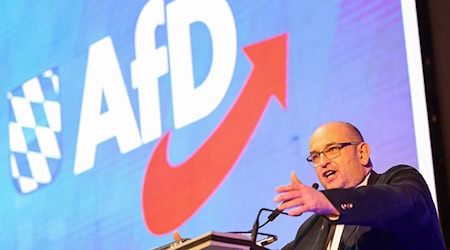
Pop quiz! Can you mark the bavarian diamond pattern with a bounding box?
[8,68,62,194]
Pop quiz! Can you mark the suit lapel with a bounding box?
[339,225,359,248]
[368,170,380,185]
[290,215,332,249]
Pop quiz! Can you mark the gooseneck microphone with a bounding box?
[267,182,319,222]
[250,183,319,244]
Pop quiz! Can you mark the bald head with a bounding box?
[310,122,364,145]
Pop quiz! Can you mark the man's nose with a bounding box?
[317,153,331,167]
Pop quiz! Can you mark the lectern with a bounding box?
[154,231,269,250]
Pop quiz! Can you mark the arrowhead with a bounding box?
[243,33,288,108]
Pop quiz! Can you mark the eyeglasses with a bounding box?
[306,142,361,167]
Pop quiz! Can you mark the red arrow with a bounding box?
[142,33,288,234]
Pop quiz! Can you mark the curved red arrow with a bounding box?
[142,33,288,234]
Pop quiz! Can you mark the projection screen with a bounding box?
[0,0,436,249]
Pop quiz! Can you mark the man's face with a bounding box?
[309,123,369,189]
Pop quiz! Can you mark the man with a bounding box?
[274,122,446,249]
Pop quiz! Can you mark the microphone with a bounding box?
[250,183,319,244]
[267,182,319,222]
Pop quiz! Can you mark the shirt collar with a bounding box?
[357,172,371,187]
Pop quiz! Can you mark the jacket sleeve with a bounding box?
[321,165,438,233]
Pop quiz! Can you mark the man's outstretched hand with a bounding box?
[274,172,339,217]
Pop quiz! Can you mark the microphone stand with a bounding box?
[251,183,319,244]
[250,208,288,244]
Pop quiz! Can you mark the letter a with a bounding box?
[74,37,141,175]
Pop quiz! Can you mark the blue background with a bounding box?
[0,0,426,249]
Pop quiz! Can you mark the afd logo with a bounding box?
[7,0,288,235]
[8,68,62,194]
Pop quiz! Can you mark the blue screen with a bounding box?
[0,0,435,249]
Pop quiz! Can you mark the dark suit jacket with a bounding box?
[281,165,446,250]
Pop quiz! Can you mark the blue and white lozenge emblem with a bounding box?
[8,68,62,194]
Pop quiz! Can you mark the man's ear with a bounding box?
[358,142,371,166]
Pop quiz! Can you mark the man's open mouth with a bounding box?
[324,170,336,179]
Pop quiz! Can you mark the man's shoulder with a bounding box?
[383,164,419,175]
[376,164,422,184]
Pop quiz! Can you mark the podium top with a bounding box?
[170,231,269,250]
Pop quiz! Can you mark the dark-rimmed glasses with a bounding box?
[306,142,361,167]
